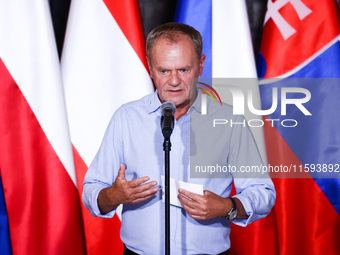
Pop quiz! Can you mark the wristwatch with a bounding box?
[226,197,237,220]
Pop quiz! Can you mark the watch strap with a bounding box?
[229,197,237,211]
[226,197,237,220]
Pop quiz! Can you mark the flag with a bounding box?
[0,0,86,254]
[176,0,258,79]
[61,0,153,253]
[258,0,340,254]
[175,1,278,254]
[175,0,267,163]
[0,174,11,255]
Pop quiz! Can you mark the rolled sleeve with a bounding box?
[228,115,276,226]
[82,109,124,218]
[232,178,276,226]
[82,182,116,218]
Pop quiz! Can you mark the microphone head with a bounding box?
[160,101,176,139]
[160,101,176,115]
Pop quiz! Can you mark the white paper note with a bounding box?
[161,176,204,208]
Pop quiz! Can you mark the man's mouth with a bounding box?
[168,89,182,93]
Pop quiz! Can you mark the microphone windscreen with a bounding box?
[160,101,176,115]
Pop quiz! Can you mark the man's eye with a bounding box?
[180,69,188,73]
[160,70,168,74]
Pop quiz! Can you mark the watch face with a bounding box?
[229,210,237,220]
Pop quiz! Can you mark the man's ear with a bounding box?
[199,54,206,76]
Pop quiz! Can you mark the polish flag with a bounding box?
[0,0,86,254]
[61,0,153,253]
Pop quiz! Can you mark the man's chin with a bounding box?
[161,95,184,105]
[172,100,192,110]
[160,94,192,108]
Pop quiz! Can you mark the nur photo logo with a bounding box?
[197,78,313,128]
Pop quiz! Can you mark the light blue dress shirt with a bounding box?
[83,90,276,255]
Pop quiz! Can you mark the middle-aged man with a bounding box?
[83,22,276,255]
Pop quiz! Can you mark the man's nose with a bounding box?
[168,71,180,86]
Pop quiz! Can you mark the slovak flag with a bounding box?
[61,0,153,254]
[258,0,340,254]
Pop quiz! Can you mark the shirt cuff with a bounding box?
[82,183,116,219]
[230,194,259,227]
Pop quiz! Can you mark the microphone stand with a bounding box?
[163,137,171,255]
[160,101,175,255]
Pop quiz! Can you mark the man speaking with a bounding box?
[83,22,276,255]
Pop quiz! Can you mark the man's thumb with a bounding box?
[117,163,126,179]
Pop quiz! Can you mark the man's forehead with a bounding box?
[153,33,194,48]
[159,31,189,41]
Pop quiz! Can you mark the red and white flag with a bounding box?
[61,0,153,253]
[0,0,86,254]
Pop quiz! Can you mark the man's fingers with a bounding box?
[133,191,158,204]
[178,193,197,210]
[116,163,152,188]
[113,164,159,205]
[203,190,213,196]
[180,196,201,216]
[131,187,159,203]
[138,186,159,198]
[128,181,158,202]
[134,181,158,193]
[178,188,203,202]
[129,176,152,188]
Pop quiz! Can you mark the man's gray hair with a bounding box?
[146,22,203,61]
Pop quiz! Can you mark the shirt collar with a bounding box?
[147,91,162,114]
[191,88,202,114]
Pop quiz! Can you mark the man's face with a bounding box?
[147,33,205,111]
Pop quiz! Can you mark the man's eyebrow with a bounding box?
[178,66,192,70]
[156,65,192,71]
[156,66,168,71]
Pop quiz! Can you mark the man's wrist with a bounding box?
[226,197,237,220]
[97,186,120,215]
[222,197,232,218]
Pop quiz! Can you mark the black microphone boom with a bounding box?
[160,101,176,139]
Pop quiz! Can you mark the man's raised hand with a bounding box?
[98,163,159,214]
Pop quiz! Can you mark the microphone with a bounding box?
[160,101,176,139]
